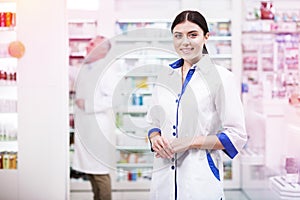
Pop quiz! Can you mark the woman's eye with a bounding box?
[188,33,198,38]
[174,34,182,39]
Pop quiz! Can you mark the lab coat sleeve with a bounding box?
[84,66,118,114]
[146,85,163,136]
[215,69,247,159]
[84,86,112,114]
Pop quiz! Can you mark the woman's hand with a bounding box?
[150,135,174,159]
[169,137,195,154]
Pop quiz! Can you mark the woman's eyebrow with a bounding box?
[187,30,199,34]
[173,30,199,34]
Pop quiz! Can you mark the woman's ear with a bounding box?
[205,32,210,40]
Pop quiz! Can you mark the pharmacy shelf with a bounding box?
[116,54,176,60]
[269,176,300,200]
[68,35,93,40]
[118,72,158,77]
[116,163,153,168]
[116,146,150,151]
[115,37,172,43]
[70,178,92,191]
[116,106,148,114]
[113,180,151,190]
[0,57,18,65]
[0,140,18,152]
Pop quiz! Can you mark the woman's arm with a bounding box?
[167,135,224,156]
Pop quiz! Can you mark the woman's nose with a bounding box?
[182,36,190,45]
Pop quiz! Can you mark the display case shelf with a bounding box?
[113,180,151,190]
[116,163,153,168]
[269,176,300,200]
[116,54,176,60]
[116,106,148,114]
[115,37,172,43]
[68,36,93,40]
[116,146,150,152]
[0,140,18,152]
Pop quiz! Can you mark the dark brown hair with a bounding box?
[171,10,209,54]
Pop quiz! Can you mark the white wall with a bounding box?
[17,0,69,199]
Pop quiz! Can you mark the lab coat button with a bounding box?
[173,125,176,129]
[172,132,176,136]
[171,158,175,162]
[175,99,178,103]
[171,166,175,170]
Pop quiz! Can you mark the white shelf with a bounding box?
[115,37,171,43]
[117,106,148,114]
[116,54,176,60]
[0,140,18,152]
[116,163,153,168]
[119,72,157,77]
[269,176,300,199]
[116,146,150,151]
[0,57,18,65]
[113,180,151,190]
[68,35,93,40]
[68,19,96,24]
[0,1,16,12]
[0,27,16,32]
[70,178,92,191]
[69,52,85,57]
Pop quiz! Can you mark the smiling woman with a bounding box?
[146,10,247,200]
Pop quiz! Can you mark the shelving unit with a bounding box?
[240,2,300,197]
[0,0,18,168]
[68,20,97,67]
[269,176,300,200]
[110,29,170,193]
[0,1,18,199]
[68,19,98,197]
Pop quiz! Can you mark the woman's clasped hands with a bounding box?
[150,134,196,159]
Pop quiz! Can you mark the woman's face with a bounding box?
[172,21,208,65]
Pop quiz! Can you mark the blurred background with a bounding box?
[0,0,300,199]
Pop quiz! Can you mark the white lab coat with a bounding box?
[147,55,247,200]
[72,59,119,174]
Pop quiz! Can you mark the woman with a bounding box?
[147,10,247,200]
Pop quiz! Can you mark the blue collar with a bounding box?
[169,58,184,69]
[169,58,197,70]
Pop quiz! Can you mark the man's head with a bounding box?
[85,35,111,64]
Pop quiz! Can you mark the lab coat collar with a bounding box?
[194,54,215,75]
[83,59,102,70]
[169,58,184,69]
[169,54,215,74]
